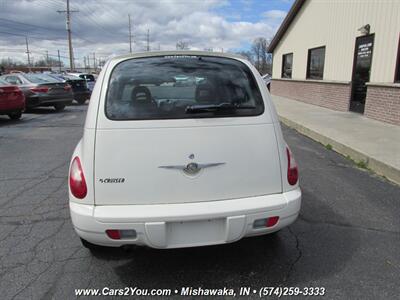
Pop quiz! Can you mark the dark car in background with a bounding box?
[0,78,25,120]
[67,73,96,92]
[0,73,73,111]
[47,74,90,104]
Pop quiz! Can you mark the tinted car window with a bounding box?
[106,56,264,120]
[23,73,58,84]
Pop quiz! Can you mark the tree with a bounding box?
[251,37,272,74]
[176,40,189,50]
[34,57,63,67]
[235,50,254,64]
[0,58,26,68]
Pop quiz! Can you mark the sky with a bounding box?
[0,0,294,67]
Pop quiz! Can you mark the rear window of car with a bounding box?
[105,55,264,120]
[23,73,59,84]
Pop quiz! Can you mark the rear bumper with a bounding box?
[70,188,301,248]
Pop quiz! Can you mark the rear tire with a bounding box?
[8,111,22,120]
[54,104,66,112]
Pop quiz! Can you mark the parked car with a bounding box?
[69,51,301,251]
[0,73,73,111]
[0,78,25,120]
[47,74,91,104]
[262,73,271,90]
[67,73,96,92]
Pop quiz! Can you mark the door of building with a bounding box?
[350,34,374,113]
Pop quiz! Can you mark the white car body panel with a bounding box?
[69,51,301,249]
[70,188,301,248]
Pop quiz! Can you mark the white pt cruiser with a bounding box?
[68,51,301,250]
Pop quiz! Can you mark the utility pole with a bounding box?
[86,55,90,72]
[57,50,62,72]
[128,14,133,53]
[58,0,78,71]
[84,56,87,71]
[46,50,49,67]
[93,53,96,72]
[25,36,31,72]
[146,29,150,51]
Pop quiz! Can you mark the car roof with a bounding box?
[109,51,246,62]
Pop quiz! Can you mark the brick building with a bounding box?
[268,0,400,125]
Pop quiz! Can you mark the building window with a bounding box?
[395,36,400,83]
[307,46,326,80]
[281,53,293,78]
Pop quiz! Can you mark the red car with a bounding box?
[0,78,25,120]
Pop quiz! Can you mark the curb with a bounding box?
[278,115,400,186]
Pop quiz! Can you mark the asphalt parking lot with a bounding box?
[0,105,399,300]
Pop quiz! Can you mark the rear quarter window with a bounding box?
[105,56,264,120]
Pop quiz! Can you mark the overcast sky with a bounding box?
[0,0,293,66]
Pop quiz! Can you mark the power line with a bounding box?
[0,18,65,33]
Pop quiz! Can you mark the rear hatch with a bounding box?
[39,82,72,99]
[94,55,282,205]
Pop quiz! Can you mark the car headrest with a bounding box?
[131,86,152,104]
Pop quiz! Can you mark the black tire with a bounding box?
[76,98,86,105]
[54,104,66,112]
[8,111,22,120]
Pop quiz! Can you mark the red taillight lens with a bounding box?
[69,157,87,199]
[286,147,298,185]
[30,86,49,93]
[64,84,72,91]
[266,216,279,227]
[106,230,121,240]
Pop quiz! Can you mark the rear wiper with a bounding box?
[185,102,256,114]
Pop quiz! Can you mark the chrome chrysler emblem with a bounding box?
[183,162,200,175]
[159,161,225,175]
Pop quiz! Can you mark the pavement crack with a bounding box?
[299,215,399,235]
[283,226,302,282]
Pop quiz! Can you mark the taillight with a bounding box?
[69,157,87,199]
[64,84,72,91]
[286,147,298,185]
[106,230,121,240]
[30,86,49,93]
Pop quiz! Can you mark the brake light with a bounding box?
[286,147,298,185]
[64,84,72,91]
[106,230,121,240]
[69,157,87,199]
[30,86,49,93]
[266,216,279,227]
